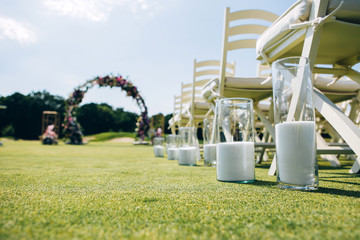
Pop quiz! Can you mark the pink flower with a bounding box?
[120,79,126,86]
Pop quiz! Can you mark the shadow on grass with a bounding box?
[317,165,352,170]
[216,178,360,197]
[320,179,360,186]
[220,179,277,186]
[256,164,358,172]
[321,174,359,179]
[255,164,272,169]
[321,172,360,176]
[251,180,360,198]
[320,171,360,186]
[317,187,360,198]
[252,179,277,186]
[178,165,204,168]
[256,165,351,171]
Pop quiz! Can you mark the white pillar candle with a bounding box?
[153,145,165,157]
[276,121,316,186]
[179,147,197,165]
[167,147,179,160]
[204,144,217,166]
[217,142,255,182]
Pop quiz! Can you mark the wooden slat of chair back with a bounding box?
[194,69,219,77]
[173,95,181,113]
[194,79,212,87]
[195,60,220,68]
[219,8,278,96]
[229,9,278,22]
[227,39,257,51]
[187,59,236,127]
[182,96,192,102]
[225,9,278,53]
[182,82,192,89]
[228,24,268,36]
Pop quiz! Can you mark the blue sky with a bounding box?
[0,0,292,116]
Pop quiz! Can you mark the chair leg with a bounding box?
[314,88,360,173]
[317,132,341,167]
[268,155,277,175]
[350,157,360,174]
[256,131,270,164]
[262,132,271,162]
[254,106,275,138]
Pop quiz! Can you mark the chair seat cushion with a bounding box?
[200,71,359,104]
[256,0,311,59]
[314,75,360,102]
[224,76,273,101]
[257,100,271,112]
[328,0,360,24]
[193,101,211,110]
[315,75,360,93]
[201,77,273,102]
[225,77,272,89]
[182,101,211,117]
[201,78,219,102]
[256,0,360,64]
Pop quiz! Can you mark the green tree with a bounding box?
[76,104,139,135]
[113,108,138,132]
[0,91,65,139]
[76,103,115,135]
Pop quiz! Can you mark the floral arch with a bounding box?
[64,75,150,144]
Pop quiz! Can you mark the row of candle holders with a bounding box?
[153,130,216,167]
[154,56,319,191]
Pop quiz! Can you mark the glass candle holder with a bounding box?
[216,98,255,183]
[178,127,198,166]
[203,117,216,167]
[153,137,165,157]
[166,134,179,160]
[272,56,318,190]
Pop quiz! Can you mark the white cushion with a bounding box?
[193,101,211,110]
[256,0,311,58]
[315,75,360,93]
[182,103,191,115]
[182,101,211,117]
[257,100,271,112]
[168,117,175,126]
[314,75,360,103]
[201,76,273,102]
[256,0,360,59]
[169,114,181,126]
[328,0,360,24]
[225,77,272,89]
[201,78,219,102]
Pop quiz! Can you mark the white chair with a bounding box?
[170,82,193,132]
[256,0,360,173]
[216,8,278,100]
[168,95,181,134]
[169,59,235,136]
[201,8,279,161]
[188,59,235,128]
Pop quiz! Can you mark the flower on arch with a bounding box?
[64,75,150,143]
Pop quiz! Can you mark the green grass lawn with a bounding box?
[85,132,137,142]
[0,140,359,239]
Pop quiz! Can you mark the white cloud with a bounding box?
[43,0,171,22]
[43,0,109,22]
[0,17,37,45]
